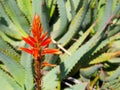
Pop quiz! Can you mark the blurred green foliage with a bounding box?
[0,0,120,90]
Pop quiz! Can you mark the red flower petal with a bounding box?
[42,62,56,67]
[38,26,43,38]
[39,31,47,41]
[22,37,35,47]
[32,29,36,37]
[42,48,61,55]
[41,37,51,46]
[28,36,36,44]
[19,47,33,54]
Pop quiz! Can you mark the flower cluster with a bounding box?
[20,14,61,66]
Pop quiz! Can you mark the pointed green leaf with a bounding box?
[0,69,22,90]
[90,51,120,64]
[60,21,97,61]
[20,50,34,90]
[51,0,68,39]
[64,83,87,90]
[58,0,87,46]
[16,0,32,22]
[100,66,120,81]
[0,52,26,86]
[80,64,103,78]
[0,37,20,61]
[0,0,28,36]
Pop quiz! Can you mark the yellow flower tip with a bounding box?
[55,50,62,54]
[34,13,39,20]
[18,47,22,50]
[18,47,25,51]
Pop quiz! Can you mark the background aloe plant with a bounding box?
[0,0,120,90]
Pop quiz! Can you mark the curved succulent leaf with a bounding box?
[51,0,68,39]
[0,52,26,86]
[100,66,120,81]
[90,51,120,64]
[0,37,20,61]
[0,69,22,90]
[64,83,87,90]
[0,0,28,36]
[80,64,103,78]
[46,0,56,18]
[20,46,34,90]
[16,0,32,22]
[58,0,89,46]
[60,21,97,61]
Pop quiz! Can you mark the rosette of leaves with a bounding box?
[0,0,120,90]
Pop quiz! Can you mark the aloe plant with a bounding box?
[0,0,120,90]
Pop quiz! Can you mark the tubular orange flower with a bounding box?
[42,48,61,55]
[19,47,33,54]
[20,14,61,64]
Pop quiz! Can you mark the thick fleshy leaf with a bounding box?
[0,52,26,86]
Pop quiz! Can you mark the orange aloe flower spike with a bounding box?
[20,14,62,90]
